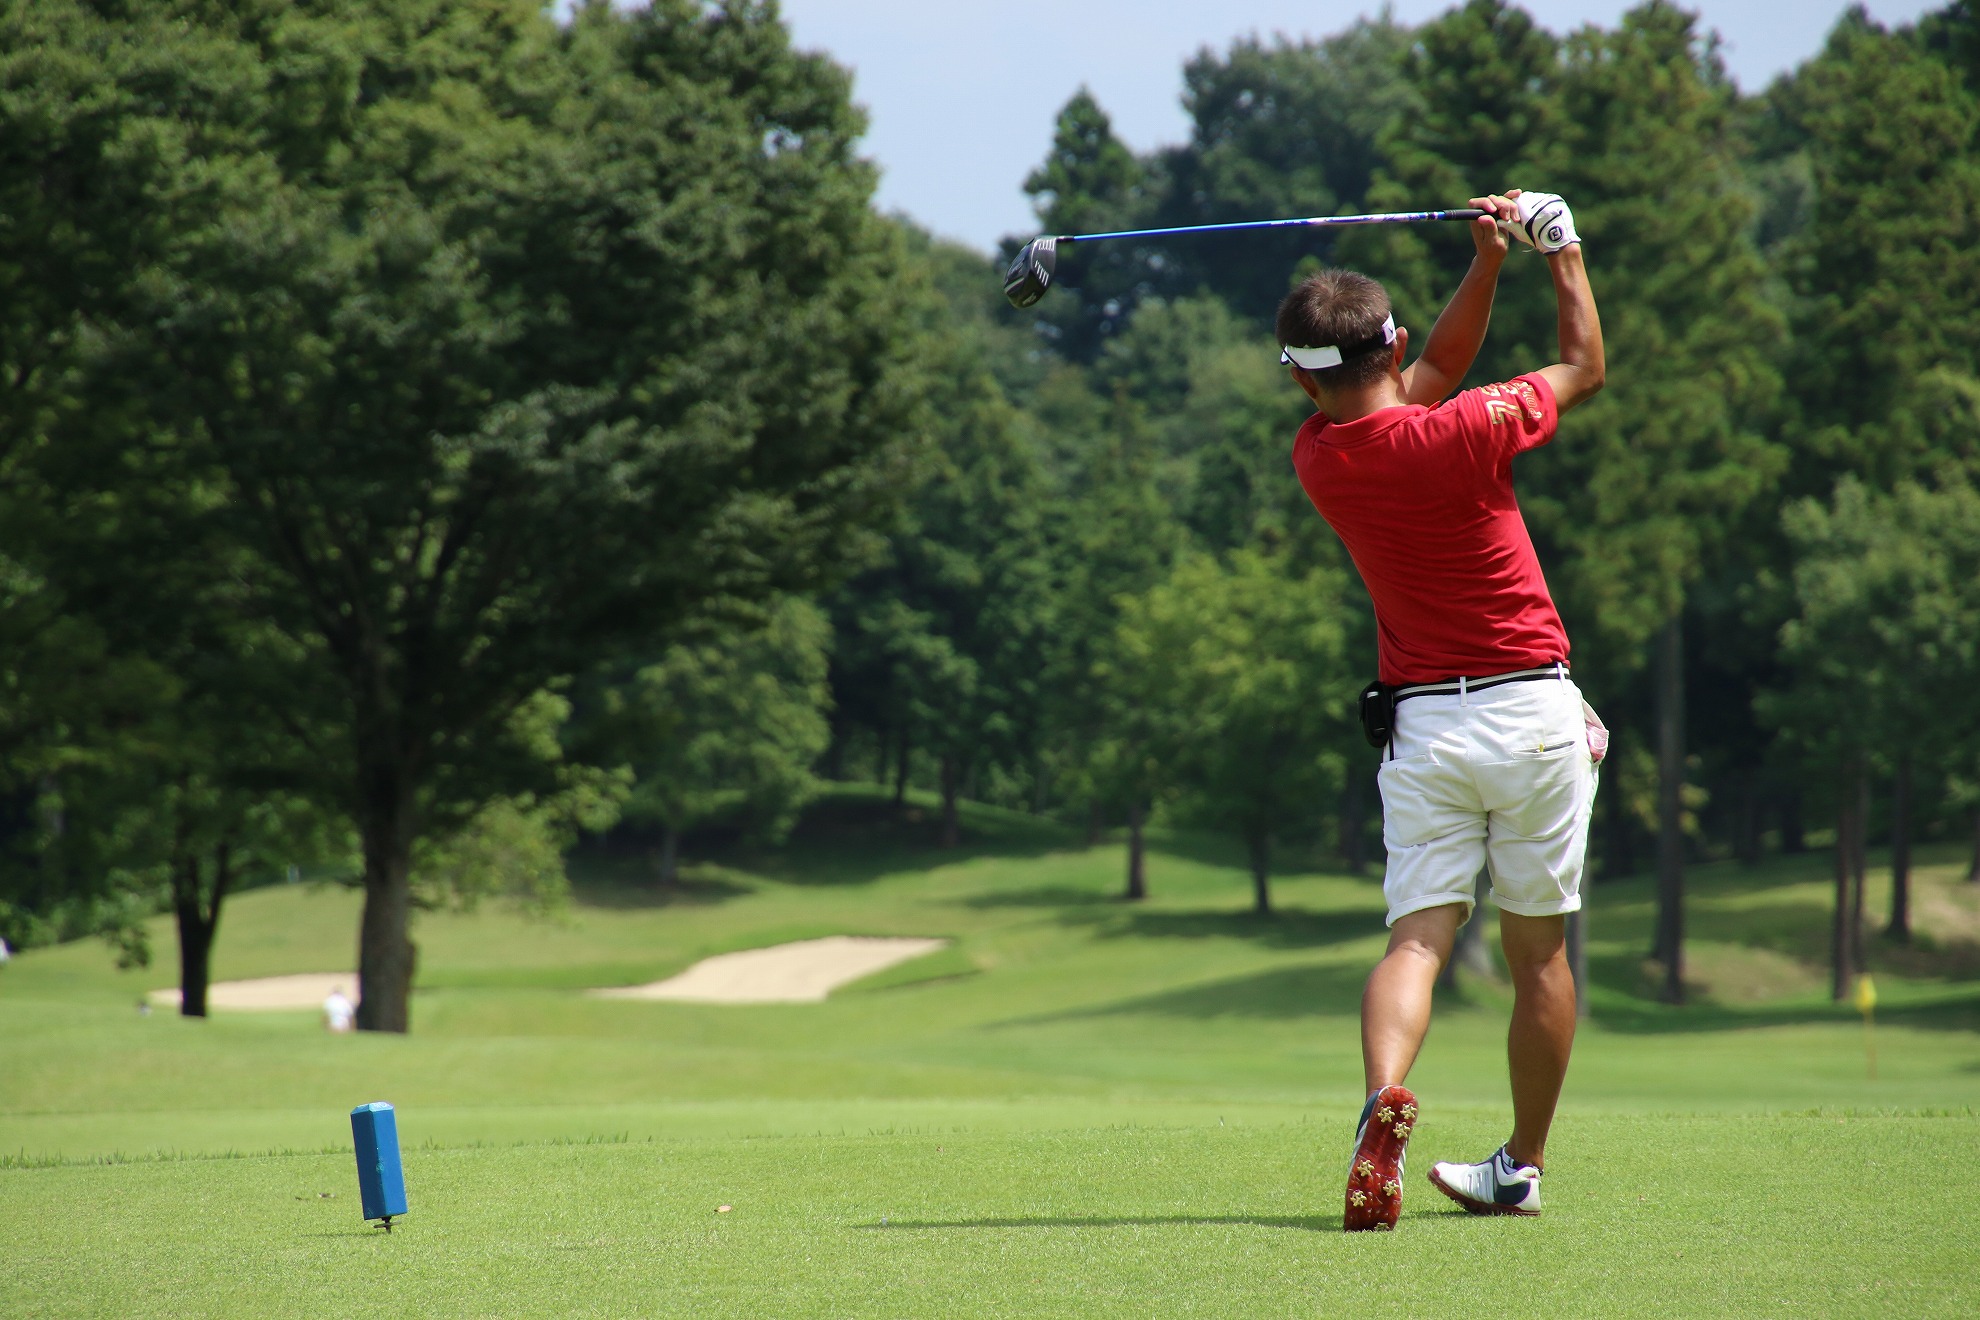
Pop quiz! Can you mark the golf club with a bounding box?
[1003,208,1487,309]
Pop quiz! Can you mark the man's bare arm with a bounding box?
[1533,244,1605,413]
[1400,196,1514,406]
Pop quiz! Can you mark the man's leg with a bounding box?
[1498,911,1576,1169]
[1361,903,1464,1093]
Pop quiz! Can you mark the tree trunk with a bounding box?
[1850,763,1869,971]
[1247,829,1271,914]
[1340,769,1368,875]
[938,755,960,848]
[1604,753,1634,879]
[1780,786,1806,854]
[172,855,210,1018]
[1439,869,1493,989]
[171,841,227,1019]
[173,839,235,1019]
[893,731,910,805]
[1652,614,1686,1003]
[1888,754,1911,943]
[1967,808,1980,884]
[1734,770,1761,867]
[175,904,213,1018]
[655,825,681,887]
[1831,776,1854,1001]
[1124,801,1147,901]
[1085,800,1104,849]
[356,778,419,1034]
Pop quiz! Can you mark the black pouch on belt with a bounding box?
[1357,680,1397,749]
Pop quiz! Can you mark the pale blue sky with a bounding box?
[774,1,1938,252]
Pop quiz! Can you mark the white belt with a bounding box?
[1394,662,1568,703]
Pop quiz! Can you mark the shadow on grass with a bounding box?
[568,786,1081,901]
[860,1213,1335,1233]
[1577,854,1980,1029]
[1058,904,1388,953]
[720,788,1079,888]
[1004,962,1372,1024]
[571,870,755,912]
[1127,824,1378,885]
[1583,962,1980,1036]
[961,884,1118,909]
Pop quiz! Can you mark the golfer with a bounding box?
[323,985,356,1034]
[1278,190,1605,1230]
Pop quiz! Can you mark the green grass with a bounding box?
[5,786,1980,1315]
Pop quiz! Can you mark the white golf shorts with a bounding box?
[1377,676,1598,927]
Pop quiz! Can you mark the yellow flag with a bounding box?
[1854,974,1878,1015]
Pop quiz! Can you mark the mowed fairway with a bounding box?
[6,791,1980,1316]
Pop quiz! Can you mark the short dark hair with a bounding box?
[1276,269,1395,389]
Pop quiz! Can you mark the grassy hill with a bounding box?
[5,786,1979,1315]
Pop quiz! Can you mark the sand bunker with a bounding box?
[148,972,355,1011]
[592,936,948,1004]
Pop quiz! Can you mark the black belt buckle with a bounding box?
[1358,680,1397,749]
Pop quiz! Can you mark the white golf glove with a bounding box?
[1508,191,1580,253]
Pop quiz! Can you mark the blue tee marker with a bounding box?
[350,1102,409,1232]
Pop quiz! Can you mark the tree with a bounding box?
[1117,551,1356,912]
[571,598,831,884]
[4,0,928,1030]
[1153,20,1418,321]
[1016,88,1161,360]
[1047,400,1185,892]
[1773,8,1980,498]
[1526,2,1784,1003]
[1770,474,1980,977]
[828,323,1052,842]
[1340,0,1561,351]
[0,402,344,1014]
[1766,5,1980,916]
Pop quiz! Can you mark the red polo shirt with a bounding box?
[1292,373,1568,686]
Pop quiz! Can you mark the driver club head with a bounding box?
[1003,236,1057,309]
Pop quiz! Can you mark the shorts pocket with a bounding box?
[1378,754,1471,850]
[1477,745,1586,840]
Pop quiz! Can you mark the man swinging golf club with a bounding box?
[1278,190,1606,1231]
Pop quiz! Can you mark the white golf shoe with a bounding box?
[1427,1145,1542,1216]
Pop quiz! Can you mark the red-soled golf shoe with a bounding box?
[1343,1085,1417,1232]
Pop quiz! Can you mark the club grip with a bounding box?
[1444,208,1487,221]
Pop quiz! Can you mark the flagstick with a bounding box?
[1853,974,1878,1080]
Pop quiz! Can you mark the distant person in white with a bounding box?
[323,986,355,1033]
[0,935,10,967]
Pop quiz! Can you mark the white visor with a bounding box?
[1280,313,1396,370]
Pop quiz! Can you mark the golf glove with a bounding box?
[1508,191,1579,253]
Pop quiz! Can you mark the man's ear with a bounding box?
[1390,326,1410,374]
[1290,364,1322,405]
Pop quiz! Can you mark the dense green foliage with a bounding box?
[0,0,929,1029]
[5,0,1980,1030]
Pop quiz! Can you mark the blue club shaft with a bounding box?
[1056,208,1486,244]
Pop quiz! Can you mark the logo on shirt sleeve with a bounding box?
[1478,380,1545,425]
